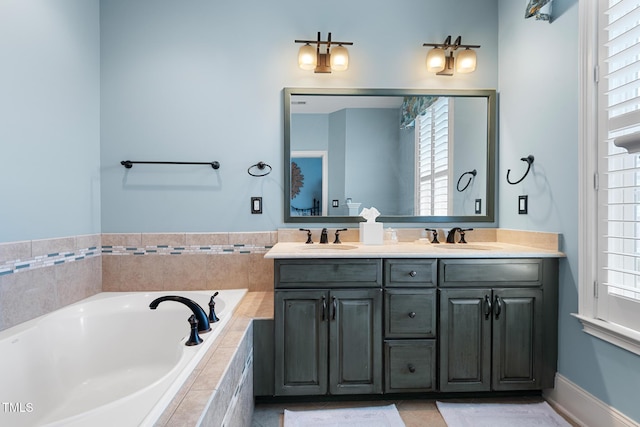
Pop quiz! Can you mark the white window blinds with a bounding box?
[416,97,449,216]
[598,0,640,331]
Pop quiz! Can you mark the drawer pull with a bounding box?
[408,311,416,318]
[407,364,416,373]
[409,270,417,277]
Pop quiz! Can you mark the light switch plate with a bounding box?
[475,199,482,214]
[518,195,528,214]
[251,197,262,214]
[332,200,339,208]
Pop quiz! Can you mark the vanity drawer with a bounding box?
[439,259,542,287]
[384,289,436,338]
[385,340,436,392]
[275,259,382,288]
[384,259,437,287]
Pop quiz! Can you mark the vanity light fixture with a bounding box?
[295,32,353,73]
[423,36,480,76]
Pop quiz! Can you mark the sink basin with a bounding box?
[299,244,358,251]
[435,244,495,251]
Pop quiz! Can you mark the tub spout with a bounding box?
[149,296,212,333]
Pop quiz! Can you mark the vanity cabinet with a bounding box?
[273,259,383,396]
[438,258,558,392]
[383,259,437,393]
[268,255,559,398]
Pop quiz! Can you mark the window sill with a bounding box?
[572,313,640,356]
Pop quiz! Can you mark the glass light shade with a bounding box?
[330,45,349,71]
[456,48,477,73]
[298,44,317,70]
[426,48,446,73]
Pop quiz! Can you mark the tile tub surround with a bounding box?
[156,291,274,427]
[0,234,102,331]
[101,232,276,292]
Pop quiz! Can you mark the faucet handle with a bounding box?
[334,228,348,244]
[425,228,439,244]
[186,315,203,346]
[459,228,474,243]
[299,228,313,244]
[209,292,220,322]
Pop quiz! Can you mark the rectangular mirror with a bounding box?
[284,88,496,223]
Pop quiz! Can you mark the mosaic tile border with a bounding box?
[101,244,273,256]
[0,246,100,277]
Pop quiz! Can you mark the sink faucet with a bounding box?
[320,228,329,244]
[446,227,462,243]
[149,296,211,333]
[446,227,474,243]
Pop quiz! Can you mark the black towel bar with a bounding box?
[121,160,220,169]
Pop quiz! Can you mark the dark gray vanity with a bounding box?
[259,242,560,398]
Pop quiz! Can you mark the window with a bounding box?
[576,0,640,355]
[415,97,451,216]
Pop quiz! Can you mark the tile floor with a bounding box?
[251,396,579,427]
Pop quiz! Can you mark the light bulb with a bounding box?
[330,45,349,71]
[426,47,446,73]
[456,48,477,73]
[298,44,317,70]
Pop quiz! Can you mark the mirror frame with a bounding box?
[284,87,496,224]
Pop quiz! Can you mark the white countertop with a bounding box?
[264,241,565,259]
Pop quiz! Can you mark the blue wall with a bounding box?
[99,0,499,232]
[498,0,640,422]
[0,0,101,243]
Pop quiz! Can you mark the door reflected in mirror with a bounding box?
[284,88,496,224]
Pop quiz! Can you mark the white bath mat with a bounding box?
[436,401,572,427]
[284,404,406,427]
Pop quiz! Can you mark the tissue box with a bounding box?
[360,222,384,245]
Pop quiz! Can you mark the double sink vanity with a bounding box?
[257,231,563,398]
[251,88,563,400]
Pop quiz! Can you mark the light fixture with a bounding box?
[295,32,353,73]
[422,36,480,76]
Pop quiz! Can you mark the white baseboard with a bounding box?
[544,374,639,427]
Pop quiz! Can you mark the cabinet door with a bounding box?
[439,288,492,392]
[274,290,328,395]
[329,289,383,394]
[492,288,543,391]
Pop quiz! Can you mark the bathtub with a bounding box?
[0,289,247,427]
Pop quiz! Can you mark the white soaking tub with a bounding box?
[0,289,247,427]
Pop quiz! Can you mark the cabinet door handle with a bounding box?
[408,311,416,318]
[331,296,337,321]
[321,296,327,321]
[494,295,502,319]
[407,364,416,373]
[409,270,417,277]
[484,295,492,319]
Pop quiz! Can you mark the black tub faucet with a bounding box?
[149,295,211,333]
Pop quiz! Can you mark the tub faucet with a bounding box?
[149,296,212,333]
